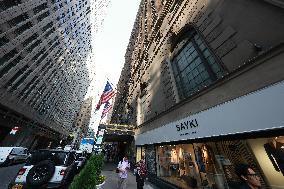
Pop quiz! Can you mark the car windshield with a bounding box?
[26,150,68,166]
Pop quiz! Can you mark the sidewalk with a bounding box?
[102,162,160,189]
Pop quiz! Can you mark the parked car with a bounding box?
[74,150,87,172]
[0,147,29,166]
[63,145,72,151]
[9,149,77,189]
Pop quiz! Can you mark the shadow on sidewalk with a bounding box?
[102,162,160,189]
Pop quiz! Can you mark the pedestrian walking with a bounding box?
[117,156,130,189]
[235,163,261,189]
[135,157,147,189]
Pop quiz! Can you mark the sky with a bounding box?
[87,0,141,132]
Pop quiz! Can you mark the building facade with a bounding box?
[111,0,284,188]
[0,0,109,148]
[72,97,93,148]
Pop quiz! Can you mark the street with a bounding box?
[0,163,24,189]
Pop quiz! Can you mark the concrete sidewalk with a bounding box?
[102,163,160,189]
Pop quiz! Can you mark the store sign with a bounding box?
[176,119,198,131]
[135,81,284,145]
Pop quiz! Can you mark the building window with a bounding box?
[15,22,33,35]
[0,49,18,67]
[10,70,32,92]
[22,33,38,47]
[42,22,53,31]
[44,28,55,38]
[171,29,224,100]
[8,13,29,27]
[26,39,42,52]
[0,0,21,13]
[37,11,50,22]
[33,3,48,14]
[0,57,19,78]
[0,36,9,47]
[32,48,46,62]
[4,65,28,89]
[20,76,38,99]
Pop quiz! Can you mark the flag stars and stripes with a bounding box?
[96,81,116,110]
[101,101,112,119]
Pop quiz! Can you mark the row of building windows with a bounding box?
[4,65,29,89]
[0,36,9,47]
[0,0,21,13]
[33,3,48,14]
[1,5,51,48]
[37,11,50,22]
[22,33,38,47]
[15,21,33,35]
[9,46,62,101]
[8,13,29,27]
[0,23,59,85]
[23,57,65,106]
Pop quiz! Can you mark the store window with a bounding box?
[247,136,284,188]
[171,29,224,100]
[136,146,145,163]
[157,144,203,188]
[155,138,273,189]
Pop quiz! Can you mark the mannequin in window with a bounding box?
[171,148,178,163]
[264,138,284,175]
[195,146,206,173]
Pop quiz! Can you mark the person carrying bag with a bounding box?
[135,157,147,189]
[116,156,130,189]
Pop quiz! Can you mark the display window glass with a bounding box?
[156,144,202,188]
[247,136,284,188]
[136,146,145,162]
[155,136,284,189]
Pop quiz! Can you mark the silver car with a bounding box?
[0,147,29,166]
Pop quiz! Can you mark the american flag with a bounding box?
[96,81,116,110]
[101,101,112,119]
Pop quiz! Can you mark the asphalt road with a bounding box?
[0,163,25,189]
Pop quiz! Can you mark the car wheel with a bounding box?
[26,160,55,188]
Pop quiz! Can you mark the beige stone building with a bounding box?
[72,97,93,147]
[111,0,284,188]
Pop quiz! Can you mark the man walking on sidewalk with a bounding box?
[117,156,130,189]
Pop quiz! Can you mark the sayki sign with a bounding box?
[10,126,20,135]
[135,81,284,145]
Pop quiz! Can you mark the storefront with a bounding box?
[153,136,284,189]
[136,146,145,162]
[135,81,284,189]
